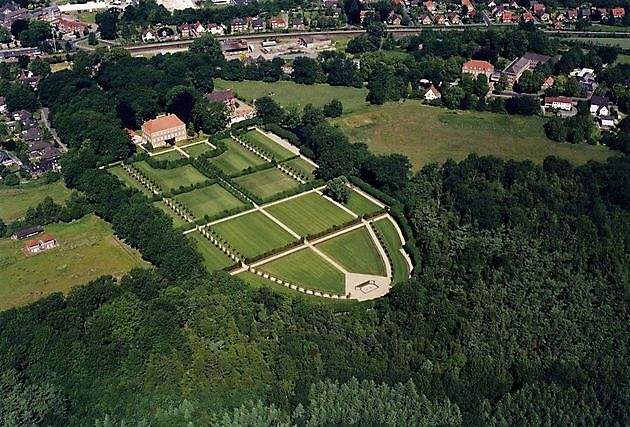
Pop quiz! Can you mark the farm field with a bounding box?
[315,227,386,276]
[259,248,345,294]
[335,101,617,169]
[210,139,267,175]
[175,184,247,219]
[134,162,209,192]
[108,165,153,196]
[344,190,383,217]
[214,79,369,113]
[183,142,213,158]
[187,231,235,271]
[244,130,295,161]
[233,168,300,200]
[153,201,189,228]
[264,192,354,236]
[372,218,410,284]
[152,150,184,161]
[212,211,296,258]
[0,214,147,311]
[0,180,72,222]
[282,157,317,181]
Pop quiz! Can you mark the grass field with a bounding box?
[315,227,386,276]
[335,101,617,169]
[614,54,630,65]
[244,130,295,161]
[264,192,354,236]
[233,168,300,200]
[183,143,213,158]
[259,248,345,294]
[588,25,630,33]
[214,79,369,113]
[344,190,383,217]
[153,201,189,228]
[560,37,630,49]
[187,231,235,271]
[210,139,267,175]
[373,218,410,284]
[282,157,317,181]
[212,211,296,258]
[152,150,184,161]
[0,180,72,223]
[108,165,153,196]
[174,184,247,219]
[0,214,147,311]
[134,162,209,192]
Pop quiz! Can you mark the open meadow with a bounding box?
[233,168,301,200]
[0,214,147,310]
[134,162,209,192]
[335,101,617,169]
[315,227,386,276]
[0,180,72,223]
[212,211,297,258]
[264,192,354,236]
[175,184,247,219]
[214,79,369,113]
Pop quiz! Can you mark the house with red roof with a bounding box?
[424,84,441,101]
[24,234,57,255]
[462,59,494,78]
[544,96,572,111]
[269,17,286,30]
[612,7,625,18]
[141,114,186,148]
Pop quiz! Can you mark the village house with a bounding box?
[269,17,286,30]
[142,28,156,42]
[462,59,494,79]
[14,225,44,240]
[420,14,432,24]
[541,76,554,90]
[611,7,625,19]
[21,127,42,143]
[53,18,89,35]
[251,18,266,32]
[567,9,577,20]
[0,150,17,167]
[435,14,448,25]
[291,17,305,30]
[590,96,610,116]
[179,23,193,38]
[544,96,573,111]
[231,18,248,34]
[424,84,441,101]
[424,0,436,13]
[448,12,461,24]
[192,21,206,34]
[207,23,224,36]
[27,140,60,162]
[141,114,186,148]
[522,11,533,22]
[599,115,616,129]
[24,234,57,255]
[205,89,237,111]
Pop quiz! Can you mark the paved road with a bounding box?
[40,107,67,152]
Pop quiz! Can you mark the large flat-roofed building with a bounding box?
[502,52,553,84]
[461,60,494,79]
[141,114,186,148]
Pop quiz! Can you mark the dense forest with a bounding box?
[0,153,627,425]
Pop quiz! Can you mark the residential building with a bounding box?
[590,96,610,116]
[14,225,44,240]
[27,140,60,162]
[269,17,286,30]
[207,23,224,35]
[142,28,156,42]
[231,18,248,33]
[141,114,186,148]
[424,84,441,101]
[221,39,249,54]
[22,127,42,143]
[205,89,237,110]
[599,115,616,129]
[24,234,57,255]
[192,21,206,34]
[462,59,494,78]
[179,23,193,38]
[291,17,305,29]
[53,18,88,34]
[420,14,432,24]
[544,96,572,111]
[611,7,625,18]
[502,52,552,84]
[251,18,265,32]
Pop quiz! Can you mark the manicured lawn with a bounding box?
[187,231,235,271]
[174,184,247,219]
[214,79,369,114]
[315,227,386,276]
[0,214,147,311]
[153,201,189,228]
[282,157,317,181]
[134,161,209,192]
[212,211,296,258]
[259,248,345,294]
[335,101,617,169]
[233,168,300,200]
[152,150,184,161]
[183,142,213,158]
[264,192,354,236]
[0,180,72,223]
[210,139,267,175]
[108,165,153,196]
[244,130,295,161]
[344,190,383,217]
[373,218,410,284]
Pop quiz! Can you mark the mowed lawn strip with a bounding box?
[0,180,72,222]
[187,231,234,271]
[282,157,317,181]
[335,101,617,169]
[344,190,383,217]
[315,227,386,276]
[108,165,153,196]
[175,184,247,219]
[212,211,296,258]
[244,130,295,161]
[152,150,184,161]
[264,192,353,236]
[0,214,147,311]
[233,168,300,200]
[153,201,189,228]
[260,248,345,294]
[373,218,409,284]
[210,139,267,175]
[134,161,209,192]
[183,143,213,158]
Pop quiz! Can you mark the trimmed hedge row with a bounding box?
[146,156,191,170]
[263,123,300,145]
[231,117,260,131]
[261,180,323,205]
[244,239,304,264]
[194,204,252,226]
[166,179,215,197]
[348,175,397,207]
[305,217,362,241]
[230,161,275,178]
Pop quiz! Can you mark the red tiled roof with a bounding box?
[463,59,494,72]
[612,7,625,18]
[545,96,572,103]
[142,114,185,133]
[40,234,55,243]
